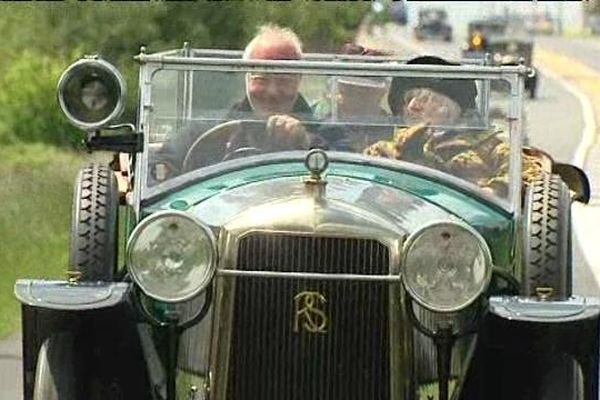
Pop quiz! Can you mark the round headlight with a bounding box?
[127,211,217,303]
[57,57,126,130]
[401,221,492,312]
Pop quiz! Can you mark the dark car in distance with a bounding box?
[414,8,452,42]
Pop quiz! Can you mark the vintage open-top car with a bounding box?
[14,45,599,400]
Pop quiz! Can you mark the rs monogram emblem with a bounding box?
[293,291,328,334]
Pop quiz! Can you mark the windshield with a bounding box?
[145,58,518,204]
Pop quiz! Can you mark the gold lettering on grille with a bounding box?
[293,291,328,334]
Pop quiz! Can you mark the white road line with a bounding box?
[534,64,597,168]
[535,61,600,288]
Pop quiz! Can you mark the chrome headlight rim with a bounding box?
[401,220,493,313]
[57,57,127,131]
[126,210,217,303]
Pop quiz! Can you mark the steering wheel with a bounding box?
[182,120,265,172]
[222,146,263,161]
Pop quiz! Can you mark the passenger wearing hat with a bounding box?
[364,55,545,196]
[313,44,393,151]
[314,43,391,122]
[314,76,389,122]
[387,55,479,125]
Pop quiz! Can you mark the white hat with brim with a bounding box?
[336,76,389,89]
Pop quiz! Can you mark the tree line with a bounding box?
[0,3,370,147]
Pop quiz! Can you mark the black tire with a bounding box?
[69,164,119,281]
[33,333,76,400]
[527,80,537,99]
[526,72,538,99]
[523,174,572,300]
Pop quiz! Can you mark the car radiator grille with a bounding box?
[225,233,391,400]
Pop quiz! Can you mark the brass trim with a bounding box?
[293,291,329,334]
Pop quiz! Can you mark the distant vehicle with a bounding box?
[390,1,408,25]
[463,18,538,98]
[414,8,452,42]
[463,18,509,52]
[588,15,600,35]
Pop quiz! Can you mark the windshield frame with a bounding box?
[133,50,528,216]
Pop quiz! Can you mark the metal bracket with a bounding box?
[85,124,143,153]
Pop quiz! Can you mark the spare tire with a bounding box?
[523,173,572,300]
[69,164,119,281]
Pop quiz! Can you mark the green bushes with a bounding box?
[0,3,368,149]
[0,144,100,337]
[239,3,370,51]
[0,50,84,147]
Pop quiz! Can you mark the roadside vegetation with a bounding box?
[0,2,372,338]
[0,145,99,337]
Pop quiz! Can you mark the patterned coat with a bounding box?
[363,123,547,197]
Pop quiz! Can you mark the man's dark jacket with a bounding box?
[154,95,320,180]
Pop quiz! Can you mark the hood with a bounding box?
[187,176,457,238]
[144,160,513,266]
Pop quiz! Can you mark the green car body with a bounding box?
[14,47,600,400]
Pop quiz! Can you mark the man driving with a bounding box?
[156,24,322,178]
[226,24,321,152]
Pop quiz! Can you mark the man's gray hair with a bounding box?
[243,24,303,60]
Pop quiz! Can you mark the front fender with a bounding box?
[17,285,149,400]
[464,295,600,400]
[15,279,131,311]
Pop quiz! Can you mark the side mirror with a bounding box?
[553,163,591,204]
[57,57,126,131]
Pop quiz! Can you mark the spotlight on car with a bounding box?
[127,211,217,303]
[401,221,492,313]
[57,56,126,131]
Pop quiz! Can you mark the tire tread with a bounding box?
[69,164,118,281]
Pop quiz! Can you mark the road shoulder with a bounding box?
[535,46,600,283]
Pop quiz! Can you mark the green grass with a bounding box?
[0,144,110,338]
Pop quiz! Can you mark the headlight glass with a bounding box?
[58,58,126,130]
[402,221,492,312]
[127,211,216,303]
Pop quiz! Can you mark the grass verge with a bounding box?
[0,143,109,338]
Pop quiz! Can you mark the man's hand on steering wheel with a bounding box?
[266,115,311,150]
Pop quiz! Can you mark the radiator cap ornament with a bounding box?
[304,149,329,181]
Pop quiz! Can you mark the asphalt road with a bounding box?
[0,333,22,399]
[1,28,598,400]
[537,36,600,73]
